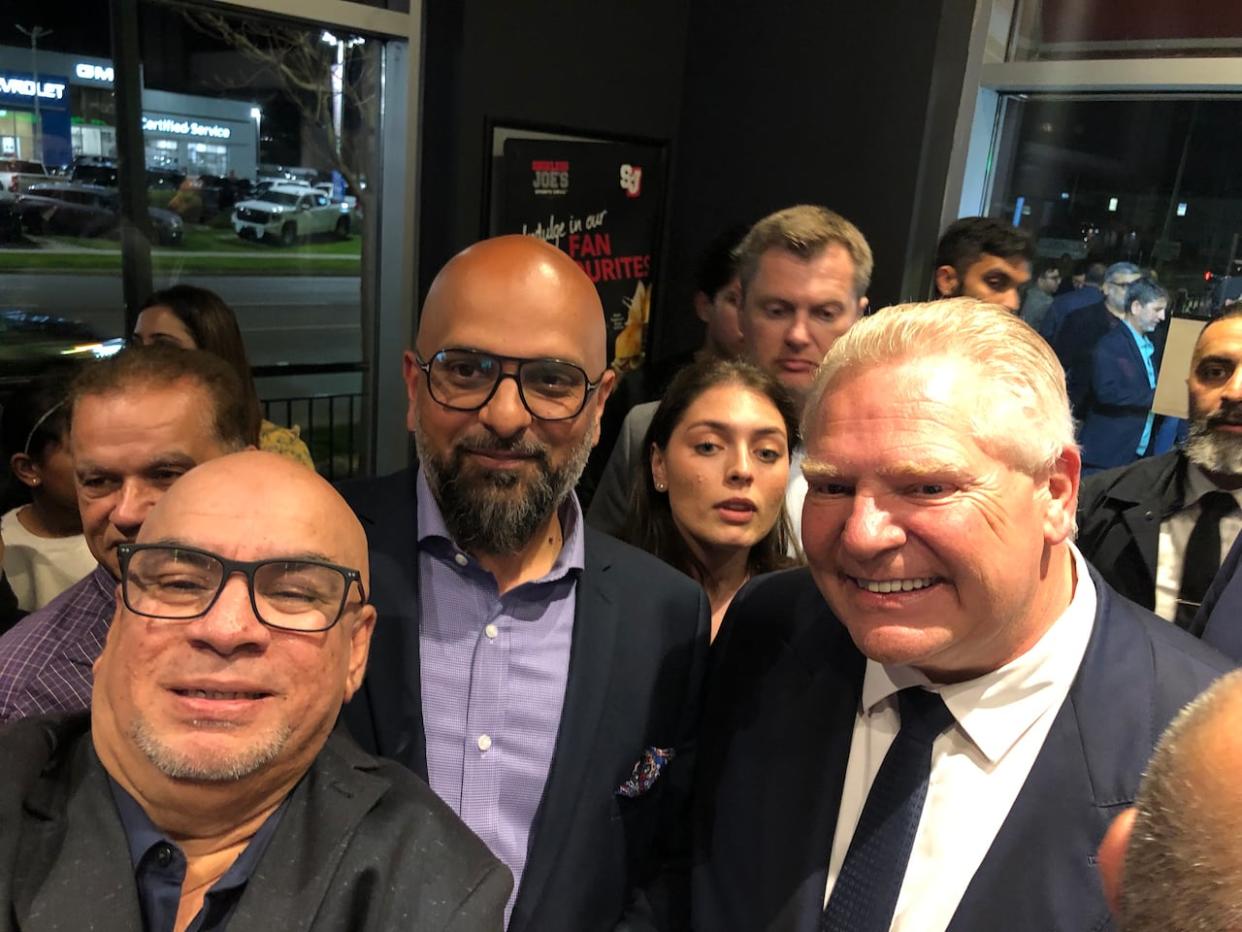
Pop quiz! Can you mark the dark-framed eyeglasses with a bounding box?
[118,542,367,633]
[415,348,604,421]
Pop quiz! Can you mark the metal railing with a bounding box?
[256,362,366,481]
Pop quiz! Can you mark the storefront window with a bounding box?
[3,0,388,478]
[985,95,1242,305]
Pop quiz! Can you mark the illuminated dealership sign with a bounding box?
[75,63,115,83]
[0,75,66,100]
[142,115,232,139]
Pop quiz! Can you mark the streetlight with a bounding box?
[15,24,52,163]
[250,106,262,166]
[320,30,364,155]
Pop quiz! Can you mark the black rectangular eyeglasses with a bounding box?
[415,347,604,421]
[118,543,367,633]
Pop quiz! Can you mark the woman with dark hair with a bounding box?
[622,356,800,637]
[132,284,313,467]
[1,368,97,612]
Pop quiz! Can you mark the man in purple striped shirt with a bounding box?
[0,347,252,723]
[341,235,711,931]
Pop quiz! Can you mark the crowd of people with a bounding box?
[1,202,1240,931]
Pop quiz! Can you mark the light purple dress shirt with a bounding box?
[0,564,116,723]
[416,470,581,924]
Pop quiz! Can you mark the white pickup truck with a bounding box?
[231,183,352,246]
[0,159,49,194]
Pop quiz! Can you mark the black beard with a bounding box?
[416,428,593,555]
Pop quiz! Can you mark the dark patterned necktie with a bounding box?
[821,687,956,932]
[1176,491,1238,634]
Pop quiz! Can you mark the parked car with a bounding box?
[232,183,352,245]
[16,183,183,245]
[314,181,359,210]
[68,161,187,193]
[0,158,49,194]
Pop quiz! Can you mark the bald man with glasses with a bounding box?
[338,235,710,932]
[0,451,511,931]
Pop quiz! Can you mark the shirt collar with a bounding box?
[860,543,1097,765]
[1185,463,1242,510]
[415,465,586,580]
[91,562,118,595]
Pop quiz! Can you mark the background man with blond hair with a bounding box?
[693,299,1230,931]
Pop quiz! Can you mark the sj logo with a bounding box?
[620,164,642,198]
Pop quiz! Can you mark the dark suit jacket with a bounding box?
[339,468,711,932]
[1196,525,1242,661]
[1079,322,1155,470]
[0,713,512,932]
[1076,450,1186,611]
[1054,299,1117,417]
[691,566,1232,932]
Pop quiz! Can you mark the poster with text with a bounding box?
[497,137,666,370]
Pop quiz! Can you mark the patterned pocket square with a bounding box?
[615,746,676,798]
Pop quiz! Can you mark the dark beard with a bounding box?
[1185,409,1242,478]
[417,427,594,555]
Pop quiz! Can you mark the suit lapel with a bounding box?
[15,737,145,930]
[757,593,864,931]
[1116,455,1186,598]
[508,534,619,929]
[949,572,1150,932]
[230,734,389,930]
[349,470,428,778]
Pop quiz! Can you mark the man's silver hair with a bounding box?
[1120,669,1242,931]
[801,299,1078,476]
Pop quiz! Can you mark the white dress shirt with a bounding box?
[1154,464,1242,621]
[823,545,1097,932]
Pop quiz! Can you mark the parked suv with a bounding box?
[232,183,351,245]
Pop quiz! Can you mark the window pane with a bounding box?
[1010,0,1242,61]
[3,1,383,480]
[986,95,1242,306]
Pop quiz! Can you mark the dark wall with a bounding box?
[654,0,973,363]
[418,0,693,302]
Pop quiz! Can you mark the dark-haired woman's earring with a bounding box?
[655,482,666,492]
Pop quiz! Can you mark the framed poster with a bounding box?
[485,122,668,370]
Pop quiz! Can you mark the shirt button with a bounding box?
[484,623,498,640]
[454,553,468,567]
[477,734,492,752]
[154,843,174,868]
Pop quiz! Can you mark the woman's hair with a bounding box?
[138,284,262,440]
[621,356,801,584]
[2,366,76,463]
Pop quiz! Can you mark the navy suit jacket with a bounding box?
[1197,525,1242,661]
[692,566,1232,932]
[1079,322,1155,470]
[1054,300,1117,418]
[338,468,710,932]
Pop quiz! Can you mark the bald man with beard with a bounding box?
[338,235,710,932]
[0,451,511,931]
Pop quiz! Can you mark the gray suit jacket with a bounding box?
[0,713,512,932]
[586,401,656,537]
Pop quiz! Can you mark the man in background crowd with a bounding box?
[588,204,873,540]
[0,347,252,722]
[1053,260,1143,417]
[1078,308,1242,629]
[1040,260,1108,344]
[1018,258,1062,331]
[930,216,1034,313]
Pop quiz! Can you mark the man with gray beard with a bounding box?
[1078,308,1242,629]
[338,235,710,932]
